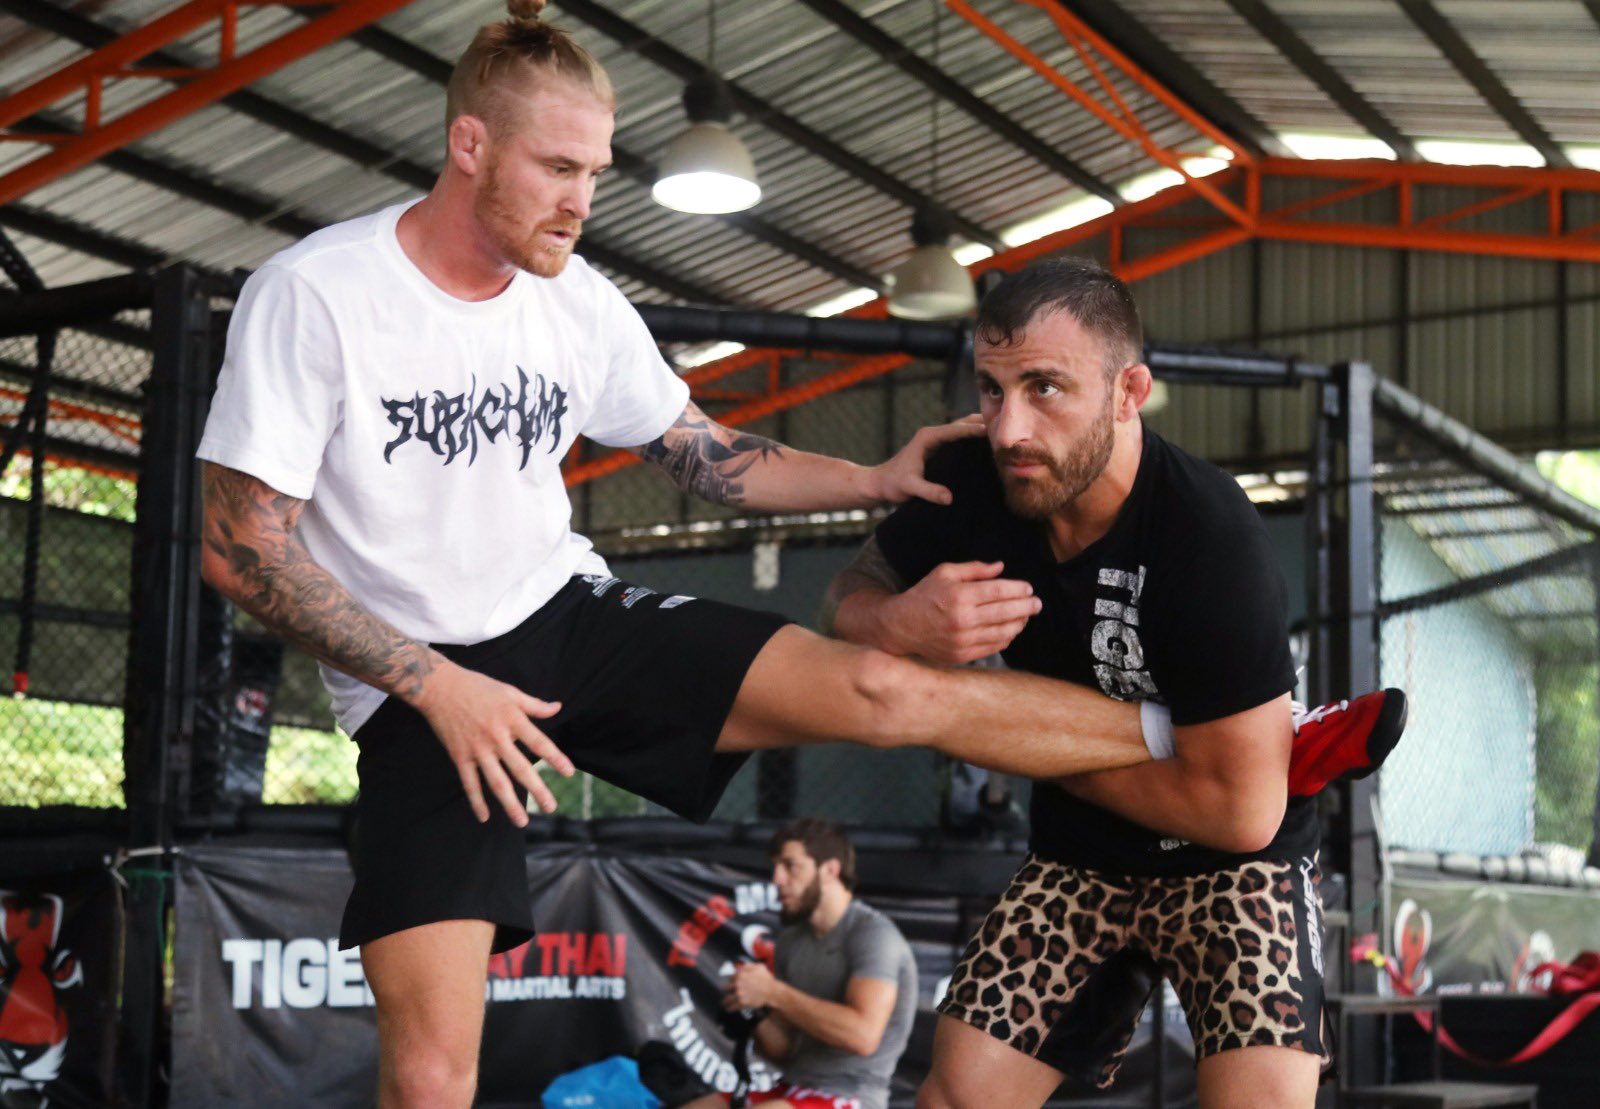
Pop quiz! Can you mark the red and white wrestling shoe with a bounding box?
[1287,689,1408,797]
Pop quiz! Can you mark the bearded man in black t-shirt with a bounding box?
[823,258,1406,1108]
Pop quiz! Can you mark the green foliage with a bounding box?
[0,696,124,807]
[262,726,358,804]
[1533,660,1599,850]
[0,460,137,522]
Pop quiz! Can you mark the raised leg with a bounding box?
[717,626,1147,779]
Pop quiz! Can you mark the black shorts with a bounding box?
[339,574,791,954]
[937,854,1329,1087]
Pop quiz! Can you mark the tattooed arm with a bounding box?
[632,401,986,512]
[822,535,1039,664]
[199,462,440,700]
[199,462,574,823]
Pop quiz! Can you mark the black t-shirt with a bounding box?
[874,427,1312,875]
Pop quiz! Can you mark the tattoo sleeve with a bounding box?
[634,401,784,506]
[819,535,906,635]
[199,463,438,702]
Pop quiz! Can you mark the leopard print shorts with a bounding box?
[936,854,1329,1088]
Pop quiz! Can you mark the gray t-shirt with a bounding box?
[774,900,918,1109]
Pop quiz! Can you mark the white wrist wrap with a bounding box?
[1140,700,1176,762]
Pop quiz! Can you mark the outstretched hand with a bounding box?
[882,560,1041,664]
[866,415,985,505]
[411,660,577,825]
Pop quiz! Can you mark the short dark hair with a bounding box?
[976,256,1144,375]
[769,818,857,891]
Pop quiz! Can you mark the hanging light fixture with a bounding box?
[653,0,760,214]
[888,2,975,319]
[887,208,977,319]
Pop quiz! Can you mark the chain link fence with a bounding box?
[1374,408,1600,869]
[1,318,147,809]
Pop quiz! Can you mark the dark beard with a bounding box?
[778,876,822,926]
[996,392,1116,520]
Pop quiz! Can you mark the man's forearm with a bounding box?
[731,448,879,512]
[637,402,879,512]
[215,542,441,703]
[201,466,443,704]
[1056,759,1283,853]
[821,581,902,649]
[767,981,881,1057]
[751,1013,793,1065]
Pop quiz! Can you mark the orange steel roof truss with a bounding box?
[563,0,1600,493]
[4,2,1593,491]
[0,0,418,208]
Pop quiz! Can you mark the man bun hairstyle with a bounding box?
[446,0,616,136]
[769,818,857,892]
[977,256,1144,377]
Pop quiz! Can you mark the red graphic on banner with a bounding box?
[484,931,630,1003]
[0,891,81,1103]
[489,932,628,980]
[1393,898,1434,994]
[668,896,735,968]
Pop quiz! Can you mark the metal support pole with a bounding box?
[1307,379,1334,704]
[1589,548,1600,870]
[758,355,799,821]
[1329,360,1383,1085]
[120,266,214,1107]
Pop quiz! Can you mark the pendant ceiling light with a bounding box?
[887,3,974,319]
[887,208,978,320]
[653,0,760,215]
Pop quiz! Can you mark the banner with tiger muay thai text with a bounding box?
[172,843,1195,1107]
[174,843,974,1107]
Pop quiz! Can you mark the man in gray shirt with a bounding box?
[695,819,918,1109]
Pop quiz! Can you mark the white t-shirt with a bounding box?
[197,201,690,735]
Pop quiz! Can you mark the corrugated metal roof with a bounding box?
[0,0,1596,311]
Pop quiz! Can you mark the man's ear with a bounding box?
[1119,363,1153,420]
[448,114,491,177]
[820,858,842,884]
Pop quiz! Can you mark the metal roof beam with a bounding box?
[1395,0,1571,168]
[1221,0,1419,161]
[0,0,419,206]
[0,1,435,183]
[0,204,167,271]
[0,0,732,306]
[338,20,885,292]
[554,0,1006,252]
[10,114,322,241]
[794,0,1121,203]
[1061,0,1291,160]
